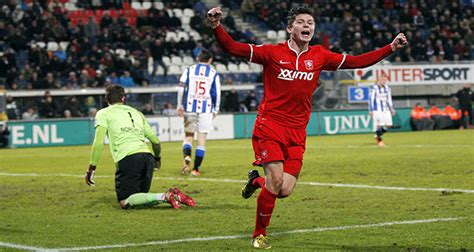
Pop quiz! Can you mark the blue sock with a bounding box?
[193,146,205,170]
[376,128,383,139]
[183,143,192,157]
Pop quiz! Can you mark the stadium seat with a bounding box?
[109,9,118,18]
[168,65,181,75]
[128,9,138,17]
[84,10,94,17]
[59,41,69,51]
[227,63,239,73]
[189,30,201,40]
[181,16,191,26]
[142,2,152,9]
[131,2,142,10]
[154,1,164,10]
[64,2,77,11]
[165,31,178,42]
[173,8,183,18]
[215,63,228,73]
[147,65,153,75]
[147,56,153,66]
[238,63,251,73]
[266,30,277,40]
[180,65,188,73]
[277,30,287,40]
[177,31,189,41]
[171,56,183,66]
[36,42,46,48]
[162,56,171,65]
[183,8,194,17]
[182,24,192,32]
[183,56,194,65]
[118,9,127,16]
[127,17,137,26]
[156,65,166,75]
[249,63,262,73]
[115,49,127,59]
[123,1,131,10]
[47,42,59,51]
[95,9,104,16]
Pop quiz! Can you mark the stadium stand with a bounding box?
[0,0,472,119]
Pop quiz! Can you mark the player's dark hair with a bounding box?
[105,84,125,104]
[287,5,314,26]
[197,49,213,63]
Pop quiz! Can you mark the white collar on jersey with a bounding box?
[287,39,309,56]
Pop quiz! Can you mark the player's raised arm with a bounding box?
[340,33,408,69]
[208,7,251,58]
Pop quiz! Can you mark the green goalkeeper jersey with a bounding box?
[94,103,157,163]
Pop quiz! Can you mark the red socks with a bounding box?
[253,187,277,238]
[252,176,265,189]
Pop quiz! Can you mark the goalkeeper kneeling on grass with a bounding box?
[85,84,196,209]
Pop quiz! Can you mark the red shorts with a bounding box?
[252,116,306,178]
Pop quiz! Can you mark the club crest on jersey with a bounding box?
[277,69,314,81]
[304,60,313,70]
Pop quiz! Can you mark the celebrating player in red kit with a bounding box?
[208,5,407,249]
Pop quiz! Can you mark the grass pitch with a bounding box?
[0,130,473,251]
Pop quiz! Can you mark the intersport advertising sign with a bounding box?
[354,64,474,85]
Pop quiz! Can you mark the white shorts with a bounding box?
[184,113,213,133]
[372,111,393,129]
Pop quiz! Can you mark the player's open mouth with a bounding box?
[301,31,310,37]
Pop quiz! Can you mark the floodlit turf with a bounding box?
[0,130,473,251]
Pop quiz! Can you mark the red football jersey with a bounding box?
[249,42,345,129]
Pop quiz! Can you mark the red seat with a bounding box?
[70,18,79,26]
[94,15,102,23]
[69,10,81,18]
[109,9,118,18]
[118,9,126,16]
[129,9,138,17]
[84,10,94,17]
[95,9,104,16]
[123,1,131,10]
[128,17,137,26]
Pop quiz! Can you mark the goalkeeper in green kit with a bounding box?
[85,84,195,209]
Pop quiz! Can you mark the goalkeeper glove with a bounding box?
[154,156,161,170]
[85,164,96,186]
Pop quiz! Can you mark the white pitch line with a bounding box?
[1,172,474,194]
[0,242,50,252]
[47,217,466,251]
[306,144,473,149]
[208,144,473,149]
[299,182,474,194]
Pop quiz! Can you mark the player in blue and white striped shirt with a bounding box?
[177,49,221,175]
[369,75,395,147]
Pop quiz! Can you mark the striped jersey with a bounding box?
[179,63,221,113]
[369,84,393,112]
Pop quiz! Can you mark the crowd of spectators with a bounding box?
[230,0,473,62]
[0,0,473,120]
[0,0,261,93]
